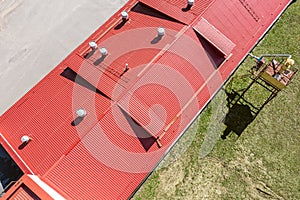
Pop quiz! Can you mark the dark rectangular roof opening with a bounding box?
[0,144,24,197]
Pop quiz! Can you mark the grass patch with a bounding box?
[133,2,300,199]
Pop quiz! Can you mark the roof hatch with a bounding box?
[193,17,236,57]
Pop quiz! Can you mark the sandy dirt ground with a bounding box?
[0,0,127,114]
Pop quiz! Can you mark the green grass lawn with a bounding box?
[133,1,300,199]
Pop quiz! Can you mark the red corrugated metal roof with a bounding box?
[2,175,62,199]
[0,0,293,199]
[139,0,215,24]
[7,185,39,200]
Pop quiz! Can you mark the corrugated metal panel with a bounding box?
[193,17,236,56]
[0,76,69,138]
[133,65,194,130]
[72,94,111,138]
[169,27,218,77]
[201,0,260,46]
[118,92,165,138]
[18,109,78,174]
[139,0,215,25]
[196,86,211,108]
[130,3,184,31]
[98,104,159,153]
[63,53,86,73]
[8,184,40,200]
[45,141,147,199]
[139,0,196,24]
[92,111,163,166]
[156,50,206,91]
[166,0,215,16]
[237,0,286,22]
[1,81,83,174]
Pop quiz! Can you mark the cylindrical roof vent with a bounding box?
[188,0,194,6]
[100,47,108,56]
[121,11,128,20]
[124,63,129,72]
[157,27,165,37]
[76,108,87,118]
[89,41,97,49]
[21,135,31,143]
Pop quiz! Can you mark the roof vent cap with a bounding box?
[76,108,87,118]
[121,11,128,20]
[21,135,31,143]
[188,0,194,6]
[157,27,165,37]
[100,47,108,56]
[89,41,97,49]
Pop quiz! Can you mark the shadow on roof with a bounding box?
[151,35,163,44]
[182,4,193,12]
[194,31,225,69]
[84,49,96,59]
[131,2,182,24]
[119,106,156,152]
[71,116,84,126]
[60,67,111,100]
[94,55,107,66]
[114,19,128,30]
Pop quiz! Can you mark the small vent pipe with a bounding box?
[21,135,31,143]
[89,41,97,50]
[76,108,87,118]
[100,47,108,56]
[157,27,165,37]
[121,11,128,20]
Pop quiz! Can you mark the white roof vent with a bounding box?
[89,41,97,50]
[76,108,87,118]
[157,27,165,37]
[121,11,128,20]
[21,135,31,143]
[188,0,194,6]
[100,47,108,56]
